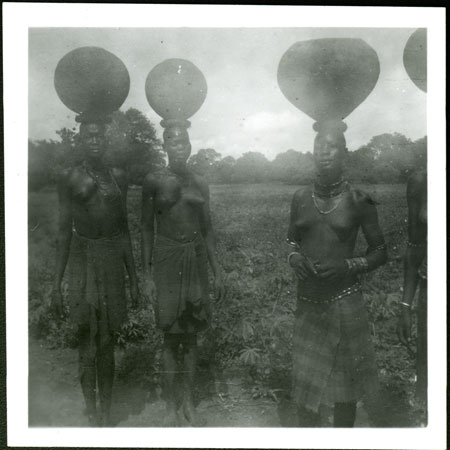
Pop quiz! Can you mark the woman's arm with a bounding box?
[52,170,73,318]
[197,178,224,300]
[287,189,317,280]
[358,194,388,272]
[116,173,140,307]
[123,184,139,307]
[317,192,387,281]
[402,175,427,306]
[397,174,426,345]
[141,174,157,303]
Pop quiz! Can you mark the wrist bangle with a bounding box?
[399,301,412,308]
[286,238,300,250]
[345,257,368,275]
[367,243,387,254]
[345,258,353,273]
[288,252,301,266]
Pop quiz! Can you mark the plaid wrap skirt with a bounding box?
[292,291,379,412]
[153,234,210,334]
[67,232,127,340]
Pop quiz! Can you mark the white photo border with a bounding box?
[3,3,446,449]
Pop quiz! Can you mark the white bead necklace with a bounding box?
[312,191,345,215]
[312,182,349,214]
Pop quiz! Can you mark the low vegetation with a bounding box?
[29,183,419,415]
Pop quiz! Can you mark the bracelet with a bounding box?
[398,301,412,309]
[367,243,387,254]
[345,259,353,273]
[288,252,301,266]
[286,238,300,250]
[345,257,369,275]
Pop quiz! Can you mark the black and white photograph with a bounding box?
[3,3,446,449]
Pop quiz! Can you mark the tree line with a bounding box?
[29,107,427,190]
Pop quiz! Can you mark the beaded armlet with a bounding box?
[286,238,300,250]
[286,239,301,266]
[345,257,369,275]
[366,243,387,254]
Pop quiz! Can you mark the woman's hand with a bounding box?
[397,308,412,346]
[143,276,157,307]
[289,253,318,281]
[130,279,141,310]
[316,260,349,282]
[51,287,64,321]
[214,272,225,302]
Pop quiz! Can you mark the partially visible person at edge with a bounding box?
[286,121,387,427]
[141,121,224,427]
[51,115,140,427]
[397,170,427,417]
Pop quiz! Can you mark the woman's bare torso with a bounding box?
[409,170,427,279]
[69,166,124,239]
[291,184,365,297]
[152,171,206,242]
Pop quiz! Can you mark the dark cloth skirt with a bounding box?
[292,291,379,412]
[68,232,127,346]
[153,235,210,334]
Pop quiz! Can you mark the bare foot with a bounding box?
[83,407,99,427]
[87,413,99,427]
[183,400,206,427]
[99,412,113,427]
[163,405,180,427]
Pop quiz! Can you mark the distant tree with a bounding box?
[215,156,236,184]
[408,136,427,173]
[29,122,427,190]
[234,151,270,183]
[347,133,426,183]
[107,108,165,185]
[28,139,60,190]
[28,108,163,190]
[270,149,314,184]
[188,148,222,179]
[345,145,379,183]
[56,126,81,169]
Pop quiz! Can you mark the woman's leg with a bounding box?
[78,325,97,426]
[182,333,206,426]
[333,401,357,427]
[163,333,181,426]
[96,335,115,426]
[297,405,321,427]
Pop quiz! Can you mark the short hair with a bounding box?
[314,130,347,151]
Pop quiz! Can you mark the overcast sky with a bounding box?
[29,27,426,160]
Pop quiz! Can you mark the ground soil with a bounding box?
[28,338,418,428]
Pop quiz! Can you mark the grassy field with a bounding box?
[28,183,421,425]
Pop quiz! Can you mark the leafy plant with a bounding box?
[29,183,419,406]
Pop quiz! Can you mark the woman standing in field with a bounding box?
[51,117,140,426]
[287,121,387,427]
[397,28,428,420]
[141,122,224,426]
[397,170,427,414]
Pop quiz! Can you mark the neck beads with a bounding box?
[312,178,348,215]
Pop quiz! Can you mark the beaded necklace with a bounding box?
[312,180,348,215]
[83,162,122,198]
[315,177,344,189]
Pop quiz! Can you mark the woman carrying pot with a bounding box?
[287,121,387,427]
